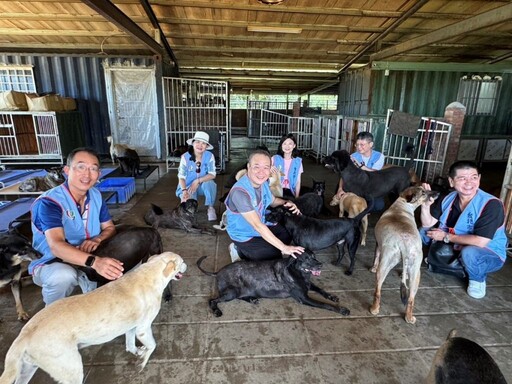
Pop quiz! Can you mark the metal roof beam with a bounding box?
[371,3,512,61]
[81,0,163,57]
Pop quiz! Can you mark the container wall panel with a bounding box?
[0,54,159,156]
[367,69,511,137]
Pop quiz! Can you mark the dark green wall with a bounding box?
[339,62,512,137]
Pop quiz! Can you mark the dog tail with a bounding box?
[400,257,410,306]
[0,338,26,383]
[196,256,217,276]
[353,195,373,225]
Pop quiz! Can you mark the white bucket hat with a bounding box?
[186,131,213,150]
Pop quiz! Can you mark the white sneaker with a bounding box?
[229,243,241,263]
[467,280,486,299]
[208,207,217,221]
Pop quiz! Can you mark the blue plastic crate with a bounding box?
[96,177,135,204]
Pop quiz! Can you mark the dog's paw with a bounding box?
[338,307,350,316]
[369,266,377,273]
[344,270,353,276]
[369,304,380,315]
[328,295,340,303]
[249,298,260,305]
[17,310,30,321]
[405,315,417,324]
[213,309,223,317]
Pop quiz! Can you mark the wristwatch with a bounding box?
[443,234,450,244]
[85,255,96,267]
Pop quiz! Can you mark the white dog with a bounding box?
[106,135,132,164]
[0,252,187,384]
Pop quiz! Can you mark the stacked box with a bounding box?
[96,177,135,204]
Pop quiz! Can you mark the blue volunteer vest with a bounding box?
[29,184,104,274]
[177,151,214,194]
[272,155,302,195]
[352,150,382,169]
[226,174,274,242]
[439,189,507,261]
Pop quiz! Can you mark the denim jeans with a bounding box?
[177,179,217,206]
[460,245,505,282]
[32,262,97,306]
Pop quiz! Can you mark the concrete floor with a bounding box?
[0,137,511,383]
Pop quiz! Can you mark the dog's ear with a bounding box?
[163,259,178,277]
[151,203,164,215]
[401,187,417,203]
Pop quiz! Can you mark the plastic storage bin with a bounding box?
[96,177,135,204]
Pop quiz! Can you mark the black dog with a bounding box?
[426,329,507,383]
[118,147,141,177]
[324,150,412,199]
[293,180,329,217]
[79,225,163,286]
[196,250,350,317]
[144,199,214,235]
[266,199,372,275]
[0,232,41,320]
[18,167,65,192]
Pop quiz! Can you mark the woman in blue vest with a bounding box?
[225,149,304,262]
[176,131,218,221]
[336,131,386,211]
[420,160,507,299]
[271,133,303,198]
[30,148,123,306]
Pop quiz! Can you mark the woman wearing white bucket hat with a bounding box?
[176,131,217,221]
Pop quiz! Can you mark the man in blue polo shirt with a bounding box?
[30,147,124,306]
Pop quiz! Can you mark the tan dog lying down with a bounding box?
[0,252,187,384]
[369,186,439,324]
[330,192,368,246]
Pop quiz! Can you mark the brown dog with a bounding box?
[369,186,439,324]
[235,168,284,198]
[330,193,368,246]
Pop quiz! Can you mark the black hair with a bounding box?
[248,149,272,164]
[66,147,100,166]
[355,131,374,142]
[448,160,480,178]
[276,133,300,158]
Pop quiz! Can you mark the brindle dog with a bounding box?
[144,199,215,235]
[18,167,65,192]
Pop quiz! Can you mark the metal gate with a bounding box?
[259,110,314,153]
[383,109,451,184]
[162,77,229,173]
[289,117,314,153]
[311,115,374,162]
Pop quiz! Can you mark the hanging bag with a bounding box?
[427,241,466,279]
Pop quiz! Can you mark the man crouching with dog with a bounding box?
[226,149,304,262]
[29,147,123,306]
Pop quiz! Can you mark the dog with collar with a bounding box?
[0,252,187,384]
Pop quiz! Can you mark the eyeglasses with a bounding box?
[72,164,100,174]
[195,161,201,174]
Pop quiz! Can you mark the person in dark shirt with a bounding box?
[420,160,507,299]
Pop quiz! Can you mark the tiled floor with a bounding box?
[0,137,510,383]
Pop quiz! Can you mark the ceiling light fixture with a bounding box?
[247,25,302,34]
[257,0,286,4]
